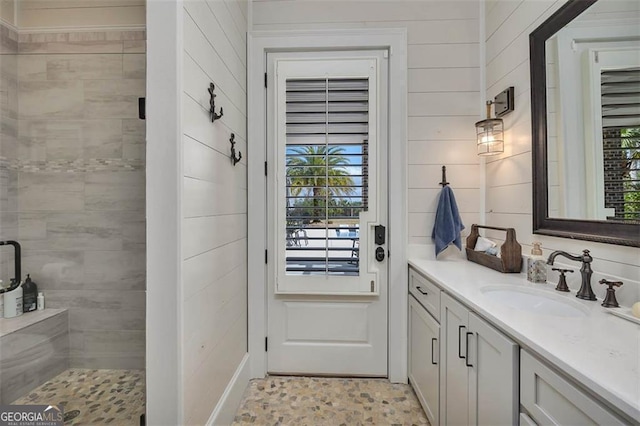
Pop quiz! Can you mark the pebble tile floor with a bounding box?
[232,376,429,426]
[12,368,145,425]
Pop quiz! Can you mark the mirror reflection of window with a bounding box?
[544,0,640,222]
[600,68,640,221]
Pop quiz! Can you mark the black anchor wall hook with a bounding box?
[208,83,223,122]
[230,133,242,166]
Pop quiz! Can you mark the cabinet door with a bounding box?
[468,312,518,426]
[440,293,469,426]
[521,350,626,425]
[409,295,439,425]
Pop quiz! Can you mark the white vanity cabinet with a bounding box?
[440,293,519,426]
[408,268,441,425]
[520,350,627,425]
[408,296,439,425]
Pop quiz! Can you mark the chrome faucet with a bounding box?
[546,249,596,300]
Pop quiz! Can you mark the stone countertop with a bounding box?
[408,256,640,423]
[0,308,67,338]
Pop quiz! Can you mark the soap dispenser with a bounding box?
[527,242,547,283]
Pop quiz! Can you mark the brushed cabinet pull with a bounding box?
[465,332,474,368]
[458,325,466,359]
[431,338,437,365]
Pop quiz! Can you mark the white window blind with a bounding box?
[284,78,369,276]
[601,67,640,220]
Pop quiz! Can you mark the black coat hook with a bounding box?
[208,83,223,122]
[230,133,242,166]
[439,165,449,187]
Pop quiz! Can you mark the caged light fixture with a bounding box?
[475,87,514,156]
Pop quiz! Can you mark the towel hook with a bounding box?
[230,133,242,166]
[439,165,449,187]
[208,83,224,122]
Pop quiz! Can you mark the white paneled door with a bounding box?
[266,51,389,376]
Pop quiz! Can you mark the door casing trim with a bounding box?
[248,28,408,383]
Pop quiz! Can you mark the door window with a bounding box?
[285,78,369,276]
[274,58,381,294]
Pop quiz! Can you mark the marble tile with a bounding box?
[46,136,84,160]
[0,174,18,213]
[1,314,68,361]
[233,376,429,426]
[85,171,145,212]
[67,32,108,42]
[17,55,47,81]
[120,31,146,41]
[46,54,123,81]
[123,40,145,54]
[18,171,85,212]
[0,37,18,55]
[34,212,122,251]
[21,249,85,289]
[83,79,145,119]
[19,120,83,161]
[72,330,145,354]
[83,119,123,159]
[18,81,84,119]
[120,211,145,250]
[0,310,69,404]
[68,355,145,371]
[11,368,145,425]
[44,290,145,311]
[122,118,145,161]
[19,41,123,55]
[123,54,145,80]
[68,308,145,332]
[1,351,68,404]
[0,308,67,338]
[84,249,145,291]
[18,33,69,43]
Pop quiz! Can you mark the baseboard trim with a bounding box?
[206,353,250,426]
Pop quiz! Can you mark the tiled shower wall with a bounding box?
[15,30,146,369]
[0,24,18,281]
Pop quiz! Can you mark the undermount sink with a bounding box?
[480,286,589,318]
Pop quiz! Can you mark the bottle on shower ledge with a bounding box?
[37,292,45,311]
[3,279,23,318]
[527,242,547,284]
[22,274,38,313]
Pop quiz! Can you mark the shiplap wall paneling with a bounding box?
[252,0,481,245]
[484,0,640,302]
[181,1,248,424]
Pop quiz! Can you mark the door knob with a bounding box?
[375,247,385,262]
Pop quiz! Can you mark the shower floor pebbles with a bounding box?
[11,368,145,425]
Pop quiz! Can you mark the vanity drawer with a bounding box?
[409,268,441,321]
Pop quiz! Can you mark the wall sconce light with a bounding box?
[475,87,514,156]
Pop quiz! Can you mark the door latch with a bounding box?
[374,225,386,245]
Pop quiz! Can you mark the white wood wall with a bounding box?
[485,0,639,304]
[181,0,248,424]
[252,0,482,246]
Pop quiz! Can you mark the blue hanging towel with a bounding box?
[432,186,465,257]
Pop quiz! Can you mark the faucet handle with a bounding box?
[552,268,573,292]
[599,279,623,308]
